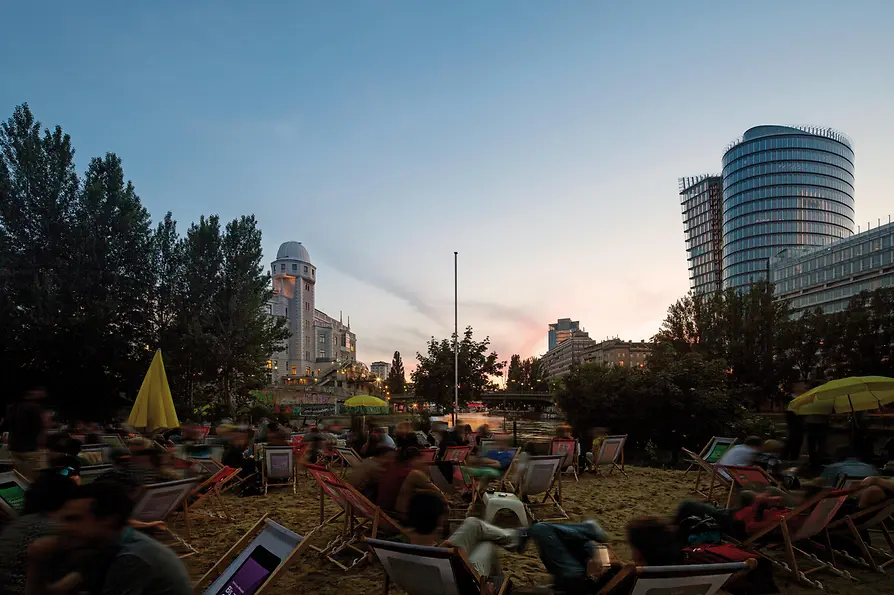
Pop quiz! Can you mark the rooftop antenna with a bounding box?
[340,310,343,324]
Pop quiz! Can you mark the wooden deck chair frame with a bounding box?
[364,537,511,595]
[550,437,579,482]
[335,446,363,477]
[316,477,411,571]
[596,560,756,595]
[262,445,296,494]
[132,477,203,558]
[518,454,567,521]
[79,444,110,465]
[823,495,894,572]
[684,436,736,474]
[193,514,319,595]
[681,447,731,501]
[720,465,777,509]
[183,466,241,521]
[191,456,224,477]
[0,470,29,519]
[739,489,855,588]
[592,435,628,478]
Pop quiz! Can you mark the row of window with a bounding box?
[724,271,769,290]
[724,172,855,199]
[276,263,314,276]
[774,252,894,291]
[723,135,853,168]
[771,235,894,279]
[785,274,894,311]
[723,184,854,217]
[722,148,854,176]
[723,230,846,261]
[724,207,855,231]
[723,221,852,245]
[724,196,855,227]
[723,160,854,190]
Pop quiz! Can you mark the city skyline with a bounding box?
[2,2,894,370]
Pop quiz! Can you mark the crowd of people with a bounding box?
[1,387,893,595]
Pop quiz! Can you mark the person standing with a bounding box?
[2,388,49,481]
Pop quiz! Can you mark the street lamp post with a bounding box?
[454,251,459,427]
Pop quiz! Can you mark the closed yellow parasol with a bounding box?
[127,349,180,430]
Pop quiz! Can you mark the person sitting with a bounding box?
[345,446,395,501]
[675,489,793,540]
[0,471,78,595]
[819,445,878,486]
[406,492,522,592]
[717,436,763,468]
[394,448,445,517]
[265,422,289,446]
[28,480,192,595]
[377,447,443,516]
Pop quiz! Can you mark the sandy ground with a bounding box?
[175,466,892,594]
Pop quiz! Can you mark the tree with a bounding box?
[506,354,523,390]
[412,326,504,411]
[386,351,406,394]
[506,354,546,392]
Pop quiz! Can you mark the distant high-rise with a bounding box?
[721,126,855,290]
[548,318,579,351]
[680,176,724,295]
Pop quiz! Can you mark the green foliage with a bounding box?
[387,351,406,394]
[554,353,743,461]
[412,326,504,411]
[0,104,288,417]
[506,354,546,392]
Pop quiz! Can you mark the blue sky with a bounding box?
[3,1,894,370]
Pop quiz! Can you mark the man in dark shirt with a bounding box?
[3,388,48,481]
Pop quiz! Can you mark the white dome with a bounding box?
[276,241,310,263]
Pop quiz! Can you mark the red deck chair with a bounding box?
[720,465,777,508]
[442,445,472,463]
[824,494,894,572]
[740,489,855,588]
[417,447,438,463]
[184,466,241,520]
[316,477,411,571]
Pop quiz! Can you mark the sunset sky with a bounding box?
[3,1,894,370]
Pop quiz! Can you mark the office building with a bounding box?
[770,221,894,316]
[721,125,855,291]
[542,330,595,380]
[370,361,390,380]
[582,339,651,368]
[680,175,724,294]
[548,318,580,351]
[267,241,357,384]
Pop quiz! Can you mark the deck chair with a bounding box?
[417,447,438,462]
[262,445,296,494]
[79,444,110,465]
[192,457,225,477]
[0,470,29,519]
[100,434,127,449]
[443,445,472,463]
[194,514,319,595]
[550,438,579,482]
[740,489,854,588]
[131,477,202,557]
[365,537,511,595]
[596,560,756,595]
[79,464,113,484]
[681,447,731,501]
[517,454,567,521]
[316,477,411,570]
[720,465,777,508]
[824,495,894,572]
[592,435,628,478]
[335,446,363,477]
[184,466,241,521]
[684,436,736,474]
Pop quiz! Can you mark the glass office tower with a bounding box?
[721,126,855,291]
[680,175,724,295]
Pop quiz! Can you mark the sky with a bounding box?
[3,1,894,372]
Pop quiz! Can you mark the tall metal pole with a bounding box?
[454,251,459,427]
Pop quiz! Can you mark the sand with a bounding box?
[177,466,891,594]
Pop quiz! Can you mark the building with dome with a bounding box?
[266,241,357,385]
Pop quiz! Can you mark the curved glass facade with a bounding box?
[721,125,855,290]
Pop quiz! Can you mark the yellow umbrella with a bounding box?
[128,350,180,430]
[788,376,894,415]
[343,394,389,416]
